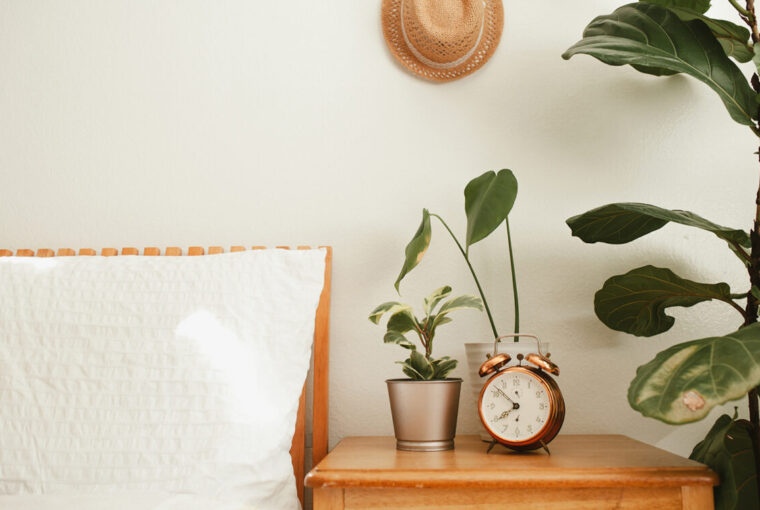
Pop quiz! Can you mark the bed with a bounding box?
[0,245,332,510]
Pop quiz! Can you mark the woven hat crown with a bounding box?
[402,0,484,65]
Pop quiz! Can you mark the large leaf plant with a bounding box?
[564,1,760,507]
[395,170,522,340]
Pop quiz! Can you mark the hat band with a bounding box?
[400,0,486,70]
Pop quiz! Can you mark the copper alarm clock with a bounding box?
[477,335,565,453]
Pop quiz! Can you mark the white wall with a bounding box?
[1,0,758,458]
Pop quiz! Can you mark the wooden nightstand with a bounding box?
[305,435,718,509]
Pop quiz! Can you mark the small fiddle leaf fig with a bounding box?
[628,323,760,423]
[562,3,758,126]
[384,331,416,350]
[424,285,452,316]
[595,265,736,337]
[394,209,432,292]
[464,169,518,250]
[690,414,758,510]
[567,203,750,250]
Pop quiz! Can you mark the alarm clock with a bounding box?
[477,335,565,453]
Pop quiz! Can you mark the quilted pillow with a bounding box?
[0,249,326,510]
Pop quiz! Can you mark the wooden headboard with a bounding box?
[0,245,332,506]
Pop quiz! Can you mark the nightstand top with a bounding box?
[305,435,718,489]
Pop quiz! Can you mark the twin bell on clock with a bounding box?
[477,335,565,454]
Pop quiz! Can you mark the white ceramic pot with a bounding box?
[465,336,550,442]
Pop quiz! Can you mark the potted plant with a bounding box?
[394,170,545,439]
[563,1,760,508]
[369,286,482,451]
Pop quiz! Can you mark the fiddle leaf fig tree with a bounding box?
[564,1,760,507]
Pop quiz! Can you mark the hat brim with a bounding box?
[381,0,504,83]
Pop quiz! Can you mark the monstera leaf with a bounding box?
[567,203,750,254]
[394,208,432,291]
[628,323,760,423]
[464,169,518,249]
[562,3,758,126]
[595,266,738,337]
[690,414,758,510]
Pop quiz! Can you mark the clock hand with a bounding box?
[495,386,516,405]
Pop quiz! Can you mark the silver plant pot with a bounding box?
[386,378,462,452]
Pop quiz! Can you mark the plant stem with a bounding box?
[506,218,520,338]
[731,0,751,17]
[430,213,500,340]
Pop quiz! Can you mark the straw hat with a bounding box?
[381,0,504,82]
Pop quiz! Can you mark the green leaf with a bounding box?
[659,5,753,63]
[595,265,735,337]
[399,350,435,380]
[641,0,710,14]
[562,3,758,126]
[464,169,518,249]
[753,44,760,76]
[395,209,432,292]
[690,414,758,510]
[437,294,484,315]
[397,360,425,380]
[368,302,411,324]
[567,203,750,248]
[628,323,760,423]
[424,285,452,316]
[387,311,419,334]
[384,331,416,350]
[432,356,458,379]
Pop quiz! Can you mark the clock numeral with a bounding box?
[535,390,542,398]
[501,424,509,433]
[527,380,531,389]
[512,378,520,387]
[492,415,500,422]
[488,402,495,410]
[539,403,546,410]
[527,424,533,434]
[514,427,520,437]
[491,389,500,398]
[536,416,544,423]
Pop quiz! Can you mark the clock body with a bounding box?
[478,365,565,451]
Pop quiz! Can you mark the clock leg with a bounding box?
[487,440,498,453]
[539,440,551,455]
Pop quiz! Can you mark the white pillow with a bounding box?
[0,249,326,510]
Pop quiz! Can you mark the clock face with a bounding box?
[479,368,553,444]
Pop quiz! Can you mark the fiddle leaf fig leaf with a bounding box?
[690,414,758,510]
[660,6,752,62]
[562,3,758,125]
[567,203,750,249]
[424,285,452,316]
[628,323,760,423]
[640,0,710,14]
[384,331,416,350]
[595,265,736,337]
[464,169,518,249]
[395,208,432,292]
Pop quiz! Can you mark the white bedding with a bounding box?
[0,494,256,510]
[0,249,326,509]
